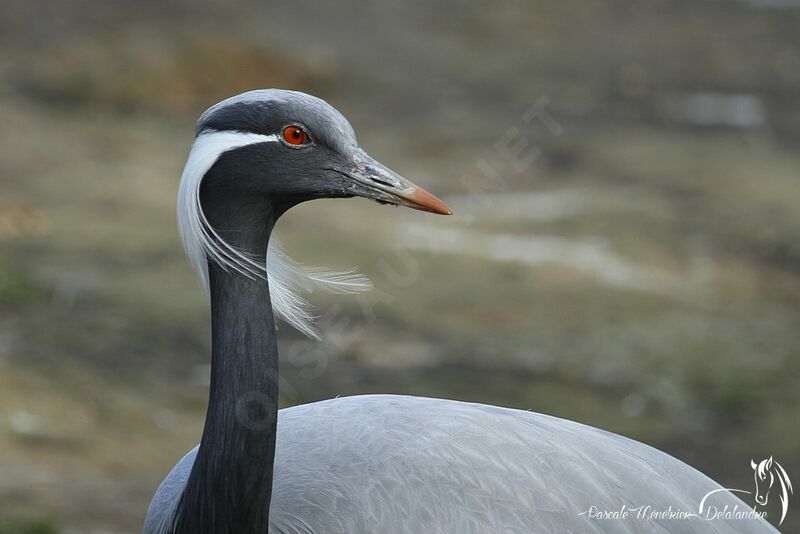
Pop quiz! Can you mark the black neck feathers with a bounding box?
[173,188,279,534]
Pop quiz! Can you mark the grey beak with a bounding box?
[342,150,452,215]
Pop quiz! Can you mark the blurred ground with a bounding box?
[1,0,799,532]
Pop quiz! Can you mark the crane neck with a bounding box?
[173,190,283,534]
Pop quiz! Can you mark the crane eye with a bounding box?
[281,125,310,147]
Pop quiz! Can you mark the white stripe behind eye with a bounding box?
[177,129,371,339]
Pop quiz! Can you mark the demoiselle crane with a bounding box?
[144,89,778,533]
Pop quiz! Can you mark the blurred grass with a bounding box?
[0,262,46,306]
[0,519,58,534]
[1,0,799,532]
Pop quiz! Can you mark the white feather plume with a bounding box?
[177,129,371,339]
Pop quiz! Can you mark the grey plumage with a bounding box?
[146,395,776,533]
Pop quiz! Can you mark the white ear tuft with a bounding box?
[177,130,371,339]
[266,240,371,339]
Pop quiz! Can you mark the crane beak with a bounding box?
[339,150,452,215]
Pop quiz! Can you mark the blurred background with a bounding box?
[1,1,799,532]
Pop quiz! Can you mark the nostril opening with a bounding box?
[369,176,395,187]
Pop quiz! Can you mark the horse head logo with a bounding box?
[751,456,793,525]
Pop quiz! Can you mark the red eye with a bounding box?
[282,125,309,146]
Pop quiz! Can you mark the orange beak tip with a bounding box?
[404,186,452,216]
